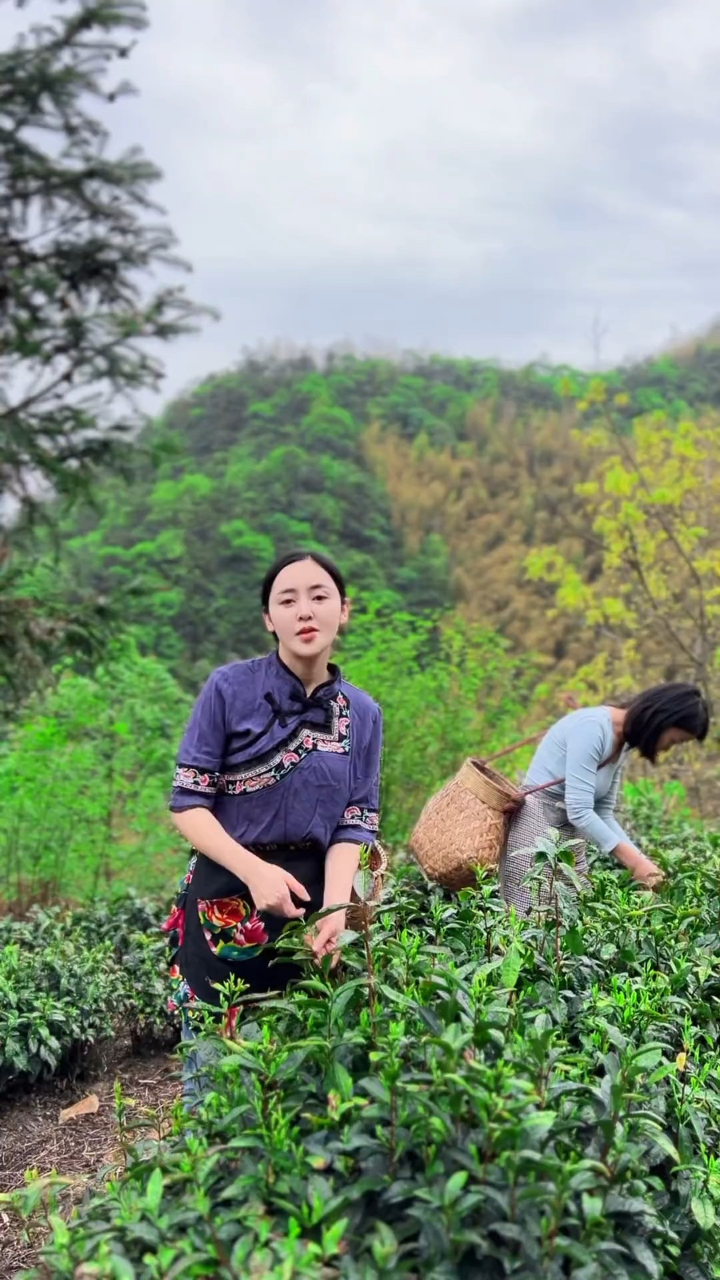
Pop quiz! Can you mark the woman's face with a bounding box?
[264,560,349,659]
[656,726,696,754]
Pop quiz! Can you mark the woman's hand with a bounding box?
[626,851,665,890]
[309,909,347,968]
[614,841,665,890]
[244,858,310,918]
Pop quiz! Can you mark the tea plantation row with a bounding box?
[11,815,720,1280]
[0,894,171,1093]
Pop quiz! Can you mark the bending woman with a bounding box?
[500,682,709,916]
[163,551,382,1099]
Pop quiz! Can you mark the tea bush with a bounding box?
[21,826,720,1280]
[0,892,172,1093]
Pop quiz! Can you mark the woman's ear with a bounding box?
[340,597,351,627]
[262,611,275,636]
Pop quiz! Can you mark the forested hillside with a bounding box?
[17,334,720,688]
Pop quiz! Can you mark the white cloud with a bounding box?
[3,0,720,401]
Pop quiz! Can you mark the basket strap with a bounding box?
[481,692,590,767]
[519,754,615,801]
[481,704,619,808]
[481,731,546,765]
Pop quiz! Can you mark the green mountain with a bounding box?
[20,337,720,687]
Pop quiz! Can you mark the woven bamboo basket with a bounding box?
[347,840,388,930]
[409,758,522,891]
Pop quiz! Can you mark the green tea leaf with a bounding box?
[629,1239,661,1279]
[691,1195,716,1230]
[146,1168,164,1215]
[353,868,374,902]
[629,1043,666,1073]
[500,943,523,990]
[444,1171,469,1205]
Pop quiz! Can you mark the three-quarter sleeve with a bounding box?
[562,716,626,854]
[169,669,228,812]
[331,703,383,845]
[595,759,640,854]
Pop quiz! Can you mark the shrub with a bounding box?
[18,828,720,1279]
[0,892,173,1093]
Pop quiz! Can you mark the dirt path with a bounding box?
[0,1044,181,1279]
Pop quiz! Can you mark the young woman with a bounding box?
[163,551,382,1100]
[500,682,709,916]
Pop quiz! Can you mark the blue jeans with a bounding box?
[180,1015,222,1109]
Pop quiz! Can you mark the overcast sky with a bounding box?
[4,0,720,405]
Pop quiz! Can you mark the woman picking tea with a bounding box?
[163,551,382,1101]
[500,683,709,915]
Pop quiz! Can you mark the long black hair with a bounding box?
[623,682,709,762]
[260,551,347,612]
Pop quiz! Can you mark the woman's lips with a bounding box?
[297,628,318,640]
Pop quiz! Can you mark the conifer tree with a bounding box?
[0,0,209,698]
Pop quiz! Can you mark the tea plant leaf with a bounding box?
[500,942,523,990]
[581,1193,604,1224]
[521,1110,557,1139]
[564,926,585,955]
[443,1171,468,1205]
[371,1219,399,1265]
[679,1262,711,1280]
[48,1214,71,1247]
[331,1061,354,1101]
[360,1078,390,1104]
[145,1168,164,1215]
[274,1048,312,1081]
[596,1019,627,1052]
[337,930,359,946]
[629,1238,662,1278]
[353,867,374,902]
[605,1194,656,1218]
[690,1195,716,1230]
[628,1043,666,1073]
[322,1216,349,1257]
[638,1123,680,1164]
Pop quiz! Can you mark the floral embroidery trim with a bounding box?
[161,853,197,969]
[172,693,351,798]
[172,765,220,794]
[198,895,269,961]
[167,965,192,1015]
[338,805,379,832]
[161,904,186,948]
[167,969,240,1036]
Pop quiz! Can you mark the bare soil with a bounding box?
[0,1041,181,1279]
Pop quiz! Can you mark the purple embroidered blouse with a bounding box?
[169,651,382,849]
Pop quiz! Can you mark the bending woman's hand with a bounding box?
[630,855,665,890]
[615,841,665,890]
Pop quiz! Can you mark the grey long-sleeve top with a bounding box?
[522,707,639,855]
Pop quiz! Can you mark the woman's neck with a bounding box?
[277,644,333,696]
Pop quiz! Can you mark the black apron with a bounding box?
[177,841,325,1008]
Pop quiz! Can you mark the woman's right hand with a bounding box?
[244,857,310,918]
[627,852,665,890]
[614,842,665,890]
